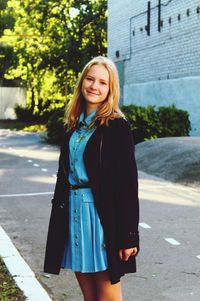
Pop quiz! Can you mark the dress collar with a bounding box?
[79,109,97,127]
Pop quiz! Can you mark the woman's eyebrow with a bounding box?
[100,79,109,83]
[86,74,108,83]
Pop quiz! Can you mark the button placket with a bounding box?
[73,192,78,222]
[71,132,79,171]
[66,121,98,271]
[73,132,81,177]
[73,189,81,270]
[71,191,76,268]
[78,194,82,270]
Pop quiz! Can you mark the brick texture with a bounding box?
[108,0,200,83]
[108,0,200,134]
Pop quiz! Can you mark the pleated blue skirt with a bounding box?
[61,188,108,272]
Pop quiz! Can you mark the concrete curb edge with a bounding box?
[0,225,52,301]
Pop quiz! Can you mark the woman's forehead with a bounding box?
[86,64,109,80]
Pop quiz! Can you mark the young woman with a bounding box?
[44,56,139,301]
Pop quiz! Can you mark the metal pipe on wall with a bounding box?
[158,0,161,32]
[147,1,151,36]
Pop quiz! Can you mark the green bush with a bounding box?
[45,104,191,145]
[121,104,191,144]
[15,104,57,123]
[15,105,38,122]
[157,105,191,137]
[46,108,65,145]
[121,105,161,143]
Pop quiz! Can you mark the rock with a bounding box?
[135,137,200,189]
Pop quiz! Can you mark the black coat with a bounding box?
[44,117,139,284]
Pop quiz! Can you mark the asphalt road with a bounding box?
[0,129,200,301]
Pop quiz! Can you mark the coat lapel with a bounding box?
[60,130,73,185]
[83,126,103,196]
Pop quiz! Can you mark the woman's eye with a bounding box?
[101,82,107,85]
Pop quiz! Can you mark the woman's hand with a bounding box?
[118,247,138,261]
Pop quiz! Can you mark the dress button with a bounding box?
[74,191,77,195]
[75,234,78,239]
[75,242,79,246]
[74,217,78,222]
[74,209,77,213]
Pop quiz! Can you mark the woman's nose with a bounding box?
[90,80,98,89]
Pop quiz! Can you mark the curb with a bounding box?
[0,225,52,301]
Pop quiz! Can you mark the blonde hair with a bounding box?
[65,56,125,130]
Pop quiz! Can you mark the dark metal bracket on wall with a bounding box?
[158,0,161,32]
[146,0,162,35]
[146,1,151,35]
[126,0,174,60]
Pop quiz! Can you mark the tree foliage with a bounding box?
[0,0,107,116]
[0,0,16,78]
[0,0,15,36]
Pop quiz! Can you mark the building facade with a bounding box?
[108,0,200,135]
[0,87,26,119]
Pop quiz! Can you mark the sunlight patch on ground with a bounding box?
[24,175,56,185]
[139,184,200,207]
[0,148,58,162]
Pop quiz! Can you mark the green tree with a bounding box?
[0,0,15,79]
[0,44,16,79]
[0,0,15,36]
[2,0,107,116]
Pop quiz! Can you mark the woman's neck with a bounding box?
[85,105,98,117]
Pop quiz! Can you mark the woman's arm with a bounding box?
[113,118,139,250]
[51,134,68,205]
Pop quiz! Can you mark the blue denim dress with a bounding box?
[61,110,108,272]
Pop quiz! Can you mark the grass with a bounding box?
[0,257,26,301]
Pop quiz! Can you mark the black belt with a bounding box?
[69,183,90,190]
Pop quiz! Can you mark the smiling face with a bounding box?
[81,64,110,112]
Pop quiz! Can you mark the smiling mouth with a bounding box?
[87,91,99,96]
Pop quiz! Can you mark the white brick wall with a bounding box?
[108,0,200,135]
[108,0,200,82]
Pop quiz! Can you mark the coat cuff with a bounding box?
[118,231,139,249]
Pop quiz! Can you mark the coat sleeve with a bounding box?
[113,118,139,249]
[51,134,68,205]
[51,153,62,204]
